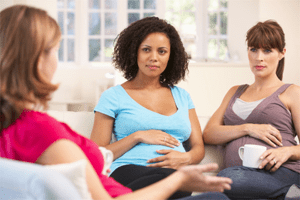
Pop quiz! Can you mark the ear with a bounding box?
[279,48,286,60]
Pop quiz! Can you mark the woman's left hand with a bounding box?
[259,147,291,172]
[146,150,191,169]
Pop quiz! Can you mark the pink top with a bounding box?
[0,110,132,197]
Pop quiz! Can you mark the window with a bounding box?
[128,0,156,24]
[207,0,228,61]
[57,0,228,65]
[57,0,76,62]
[165,0,228,61]
[88,0,118,62]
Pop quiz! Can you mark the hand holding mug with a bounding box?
[238,144,267,168]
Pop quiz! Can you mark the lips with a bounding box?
[148,65,159,69]
[255,65,265,70]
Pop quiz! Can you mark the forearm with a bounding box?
[104,132,141,160]
[186,143,205,164]
[287,145,300,161]
[203,124,248,145]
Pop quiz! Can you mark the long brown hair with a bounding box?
[246,20,285,80]
[0,5,61,131]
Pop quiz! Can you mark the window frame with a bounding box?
[57,0,227,67]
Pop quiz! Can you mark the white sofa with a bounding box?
[47,110,223,175]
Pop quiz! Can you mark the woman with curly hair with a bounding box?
[91,17,205,199]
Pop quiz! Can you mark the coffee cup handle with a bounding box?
[238,146,244,161]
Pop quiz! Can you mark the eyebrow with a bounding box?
[141,44,169,49]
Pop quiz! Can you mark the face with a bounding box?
[136,32,171,79]
[247,47,285,79]
[38,42,60,81]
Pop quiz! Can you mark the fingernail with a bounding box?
[258,165,262,169]
[260,156,263,159]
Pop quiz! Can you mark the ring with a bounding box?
[273,159,276,164]
[164,137,166,142]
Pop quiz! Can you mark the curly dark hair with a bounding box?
[112,17,189,87]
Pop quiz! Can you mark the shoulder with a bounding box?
[101,85,121,97]
[284,84,300,102]
[285,84,300,95]
[171,86,190,96]
[21,110,66,133]
[225,85,241,97]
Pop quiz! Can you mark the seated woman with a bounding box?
[90,16,205,198]
[203,20,300,200]
[0,5,232,200]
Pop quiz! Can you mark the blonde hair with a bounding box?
[0,5,61,131]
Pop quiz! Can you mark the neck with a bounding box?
[252,75,282,90]
[130,75,162,90]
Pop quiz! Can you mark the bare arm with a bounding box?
[203,86,248,144]
[90,112,140,160]
[203,86,282,147]
[37,140,232,200]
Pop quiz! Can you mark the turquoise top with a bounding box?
[94,85,195,174]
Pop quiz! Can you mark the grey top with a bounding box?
[223,84,300,173]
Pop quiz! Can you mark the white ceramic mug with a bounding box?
[238,144,267,168]
[99,147,113,175]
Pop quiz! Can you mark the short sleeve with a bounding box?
[94,87,119,118]
[12,111,71,163]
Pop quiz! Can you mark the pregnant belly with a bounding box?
[115,143,186,166]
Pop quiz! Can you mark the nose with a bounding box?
[256,49,264,61]
[150,51,158,62]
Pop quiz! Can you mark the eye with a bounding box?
[264,49,272,53]
[249,48,257,52]
[142,48,150,52]
[159,49,167,55]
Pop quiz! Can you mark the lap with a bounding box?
[110,164,191,199]
[110,164,176,185]
[217,166,300,200]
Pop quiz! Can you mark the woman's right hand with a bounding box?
[177,163,232,193]
[136,130,180,148]
[245,124,283,147]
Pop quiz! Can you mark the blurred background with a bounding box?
[1,0,299,118]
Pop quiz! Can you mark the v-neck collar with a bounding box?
[118,85,179,117]
[229,84,288,121]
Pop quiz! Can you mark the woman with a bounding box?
[203,20,300,200]
[0,5,232,200]
[90,17,205,198]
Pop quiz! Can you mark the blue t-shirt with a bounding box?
[94,85,195,174]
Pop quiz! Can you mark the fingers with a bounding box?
[161,135,180,147]
[200,176,232,192]
[259,151,280,171]
[147,154,167,164]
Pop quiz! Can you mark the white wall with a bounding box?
[258,0,300,84]
[228,0,260,62]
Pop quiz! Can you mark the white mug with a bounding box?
[99,147,113,175]
[238,144,267,168]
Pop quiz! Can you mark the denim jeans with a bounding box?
[178,192,230,200]
[217,166,300,200]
